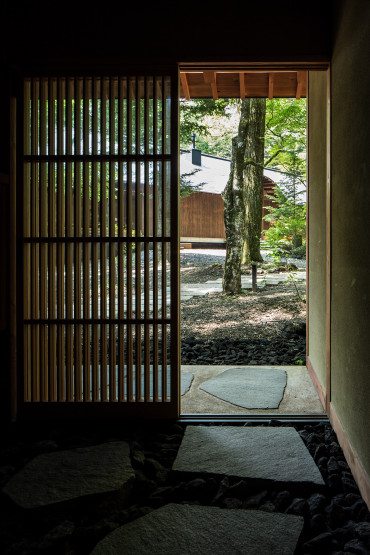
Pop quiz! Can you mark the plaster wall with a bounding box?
[331,0,370,480]
[307,72,327,390]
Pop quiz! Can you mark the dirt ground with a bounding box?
[180,263,306,342]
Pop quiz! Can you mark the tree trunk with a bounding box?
[222,135,245,294]
[242,98,266,264]
[222,98,266,294]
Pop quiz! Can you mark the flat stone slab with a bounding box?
[181,370,194,395]
[173,426,324,486]
[2,441,134,509]
[200,367,287,408]
[91,503,304,555]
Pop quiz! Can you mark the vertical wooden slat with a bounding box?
[31,78,40,401]
[135,76,142,401]
[48,77,57,402]
[65,78,74,401]
[118,76,125,402]
[57,77,65,402]
[126,77,134,402]
[83,77,91,401]
[92,77,99,401]
[39,77,48,401]
[162,76,168,401]
[170,72,180,415]
[10,93,17,417]
[100,77,108,402]
[74,77,82,401]
[153,75,159,402]
[109,77,117,401]
[144,76,150,402]
[23,79,31,401]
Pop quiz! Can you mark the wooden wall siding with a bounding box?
[180,181,278,240]
[179,71,307,100]
[19,74,179,417]
[262,183,277,231]
[180,192,225,239]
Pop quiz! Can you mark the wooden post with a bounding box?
[252,263,257,292]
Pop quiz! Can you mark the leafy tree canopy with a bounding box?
[180,98,232,149]
[180,97,307,183]
[265,98,306,182]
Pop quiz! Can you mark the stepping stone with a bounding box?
[181,370,194,394]
[90,503,304,555]
[200,367,287,409]
[2,442,134,509]
[173,426,324,486]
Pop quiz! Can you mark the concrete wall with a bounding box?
[331,0,370,483]
[308,71,327,391]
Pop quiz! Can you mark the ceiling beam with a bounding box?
[296,71,305,99]
[268,73,275,99]
[203,71,218,100]
[239,72,245,100]
[180,72,190,100]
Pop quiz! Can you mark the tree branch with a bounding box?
[243,149,283,171]
[264,149,284,167]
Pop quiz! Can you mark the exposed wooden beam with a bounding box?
[296,71,305,99]
[239,72,245,100]
[180,73,190,100]
[203,71,218,100]
[268,73,275,99]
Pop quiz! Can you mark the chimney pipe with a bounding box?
[191,133,201,166]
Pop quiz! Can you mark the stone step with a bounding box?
[2,442,134,509]
[91,503,304,555]
[173,426,324,487]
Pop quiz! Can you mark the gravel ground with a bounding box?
[180,248,306,269]
[1,420,369,554]
[180,248,307,351]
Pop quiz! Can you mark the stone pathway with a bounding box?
[181,270,306,301]
[2,425,320,554]
[1,421,369,554]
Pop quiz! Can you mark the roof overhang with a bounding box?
[179,70,307,100]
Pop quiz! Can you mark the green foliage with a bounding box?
[265,98,307,181]
[180,98,234,151]
[263,180,306,255]
[180,98,307,179]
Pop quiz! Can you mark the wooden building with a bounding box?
[180,175,277,245]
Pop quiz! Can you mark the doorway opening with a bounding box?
[178,67,325,418]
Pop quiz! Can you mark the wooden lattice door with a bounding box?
[17,68,180,418]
